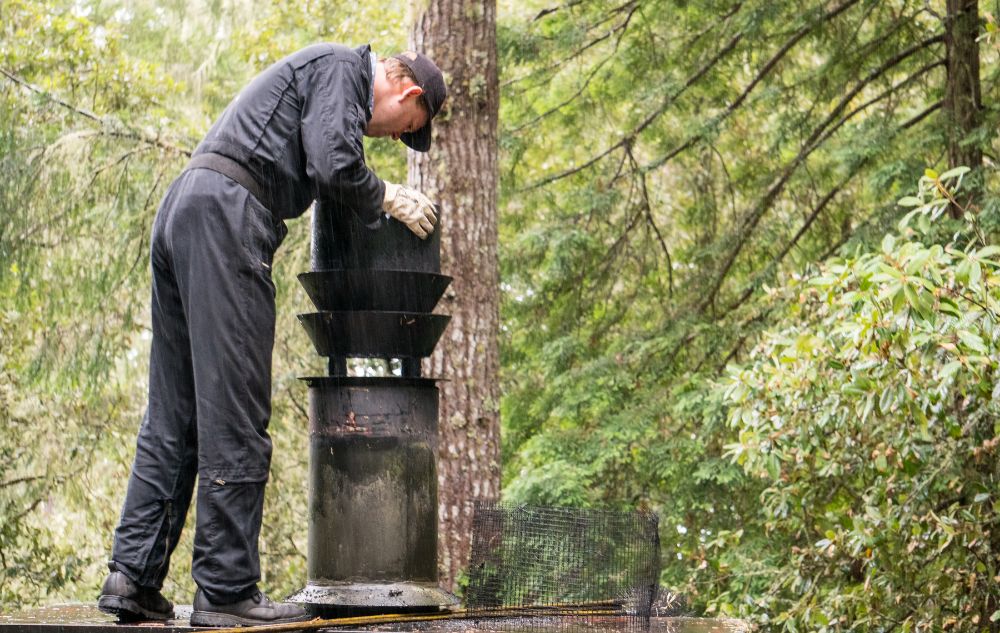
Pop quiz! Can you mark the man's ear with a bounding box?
[401,85,424,101]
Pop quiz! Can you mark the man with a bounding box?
[96,44,447,627]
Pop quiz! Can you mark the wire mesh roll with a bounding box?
[464,502,661,631]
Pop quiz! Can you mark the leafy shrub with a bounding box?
[722,170,1000,630]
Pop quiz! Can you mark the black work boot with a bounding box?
[190,589,311,627]
[97,571,174,621]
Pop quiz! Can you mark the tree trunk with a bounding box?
[409,0,501,590]
[944,0,982,216]
[946,6,991,623]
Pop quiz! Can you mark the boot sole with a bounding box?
[190,610,312,628]
[98,594,173,622]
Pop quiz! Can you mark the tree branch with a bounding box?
[532,0,584,22]
[810,58,945,151]
[0,67,193,157]
[626,144,673,297]
[509,3,638,134]
[0,475,45,489]
[696,33,945,313]
[523,27,744,190]
[810,101,944,267]
[0,68,101,122]
[644,0,863,173]
[900,98,944,130]
[530,0,865,186]
[727,169,861,313]
[504,0,639,90]
[723,65,945,312]
[728,98,944,313]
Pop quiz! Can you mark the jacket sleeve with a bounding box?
[298,56,385,225]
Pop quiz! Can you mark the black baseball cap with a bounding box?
[392,51,447,152]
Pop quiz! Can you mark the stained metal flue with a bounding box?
[287,200,456,614]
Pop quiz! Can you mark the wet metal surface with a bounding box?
[0,606,748,633]
[298,311,451,359]
[304,378,440,443]
[291,379,447,610]
[298,270,451,313]
[288,582,458,614]
[367,617,751,633]
[0,603,197,632]
[298,193,452,612]
[306,434,438,581]
[310,200,442,273]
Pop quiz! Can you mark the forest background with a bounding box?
[3,0,1000,630]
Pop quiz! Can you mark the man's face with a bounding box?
[366,80,429,141]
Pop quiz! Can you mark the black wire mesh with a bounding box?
[464,502,661,631]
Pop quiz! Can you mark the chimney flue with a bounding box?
[288,200,457,614]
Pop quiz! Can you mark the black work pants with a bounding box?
[110,169,287,603]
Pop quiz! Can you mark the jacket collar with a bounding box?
[354,44,375,119]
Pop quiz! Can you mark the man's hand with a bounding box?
[382,182,438,239]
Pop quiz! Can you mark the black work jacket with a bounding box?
[194,43,384,222]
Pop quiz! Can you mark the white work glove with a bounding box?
[382,181,438,239]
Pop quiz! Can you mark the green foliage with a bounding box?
[498,0,1000,628]
[4,0,1000,630]
[1,0,188,605]
[0,305,89,606]
[0,0,435,611]
[719,171,999,629]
